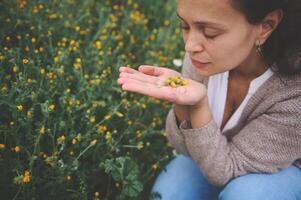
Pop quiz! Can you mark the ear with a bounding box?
[256,9,283,45]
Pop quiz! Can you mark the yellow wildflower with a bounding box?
[152,164,158,170]
[95,192,100,197]
[39,126,45,134]
[57,135,66,143]
[105,132,111,141]
[22,58,29,65]
[12,66,18,73]
[90,139,97,146]
[48,104,55,111]
[23,170,31,183]
[116,111,124,118]
[96,125,107,134]
[16,105,23,111]
[90,116,96,123]
[71,138,77,145]
[14,146,21,153]
[0,144,5,149]
[40,68,45,75]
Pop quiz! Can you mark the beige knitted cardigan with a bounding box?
[166,55,301,186]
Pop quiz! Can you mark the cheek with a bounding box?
[209,32,255,68]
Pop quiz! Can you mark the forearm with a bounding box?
[189,95,213,128]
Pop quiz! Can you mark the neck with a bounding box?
[230,50,272,81]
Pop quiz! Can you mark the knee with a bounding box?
[218,174,268,200]
[151,155,214,200]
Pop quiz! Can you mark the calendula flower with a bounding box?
[105,132,111,141]
[90,116,96,123]
[57,135,65,143]
[96,125,107,134]
[12,66,18,73]
[90,139,97,146]
[152,164,158,170]
[22,58,29,64]
[17,105,23,111]
[116,111,124,118]
[94,192,100,197]
[40,68,46,75]
[71,138,77,145]
[39,126,45,134]
[14,146,21,153]
[23,170,31,183]
[48,104,55,111]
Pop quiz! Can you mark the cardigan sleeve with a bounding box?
[180,94,301,186]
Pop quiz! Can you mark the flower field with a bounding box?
[0,0,184,199]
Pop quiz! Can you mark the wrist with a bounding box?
[190,95,209,110]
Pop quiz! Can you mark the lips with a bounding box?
[190,58,210,69]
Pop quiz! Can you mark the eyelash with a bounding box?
[180,24,219,39]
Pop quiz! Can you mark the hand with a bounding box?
[117,65,207,106]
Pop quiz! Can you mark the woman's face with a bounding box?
[177,0,260,76]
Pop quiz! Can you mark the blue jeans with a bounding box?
[151,155,301,200]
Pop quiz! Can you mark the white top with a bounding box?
[207,68,274,132]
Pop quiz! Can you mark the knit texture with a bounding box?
[166,54,301,186]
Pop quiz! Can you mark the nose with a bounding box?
[184,31,204,54]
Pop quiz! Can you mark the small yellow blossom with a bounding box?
[40,68,45,75]
[75,26,80,32]
[90,139,97,146]
[14,146,21,153]
[136,130,142,138]
[96,125,107,134]
[39,126,45,134]
[137,142,144,150]
[66,175,71,181]
[116,111,124,118]
[57,135,66,143]
[105,132,111,141]
[54,56,59,63]
[95,41,102,49]
[90,116,96,123]
[48,104,55,111]
[152,164,158,170]
[31,37,36,43]
[0,144,5,149]
[22,58,29,65]
[12,66,18,73]
[23,170,31,183]
[71,138,77,145]
[104,113,112,120]
[17,105,23,111]
[95,192,100,197]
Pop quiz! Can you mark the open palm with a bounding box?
[118,65,207,106]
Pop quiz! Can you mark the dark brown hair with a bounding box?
[230,0,301,75]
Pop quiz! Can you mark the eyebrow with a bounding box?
[176,13,227,30]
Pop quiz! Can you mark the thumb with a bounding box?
[138,65,163,76]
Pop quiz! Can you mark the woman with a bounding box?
[118,0,301,199]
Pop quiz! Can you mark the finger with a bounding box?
[119,71,159,85]
[119,77,177,102]
[119,66,139,74]
[138,65,163,76]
